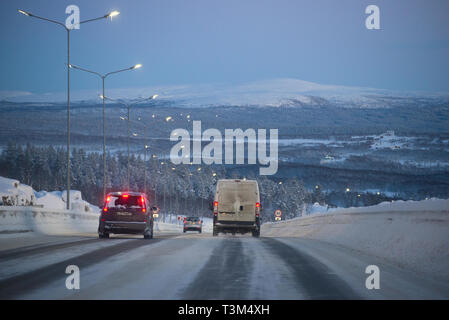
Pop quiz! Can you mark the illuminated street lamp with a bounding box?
[69,63,142,197]
[18,8,119,209]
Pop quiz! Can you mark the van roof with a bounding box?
[217,179,257,184]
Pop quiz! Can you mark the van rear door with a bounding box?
[217,181,259,223]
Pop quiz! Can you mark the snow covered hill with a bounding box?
[262,198,449,281]
[3,78,448,108]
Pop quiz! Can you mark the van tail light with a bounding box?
[255,202,260,217]
[142,207,146,213]
[213,201,218,216]
[103,207,108,213]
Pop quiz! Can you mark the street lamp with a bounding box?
[18,8,119,209]
[136,117,152,197]
[69,63,142,198]
[106,95,157,191]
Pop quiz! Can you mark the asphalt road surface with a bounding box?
[1,230,448,299]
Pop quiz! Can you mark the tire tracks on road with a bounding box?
[261,237,359,299]
[0,238,101,261]
[181,238,253,299]
[0,235,176,299]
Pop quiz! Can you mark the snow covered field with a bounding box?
[262,198,449,281]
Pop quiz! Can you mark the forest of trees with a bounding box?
[0,142,324,221]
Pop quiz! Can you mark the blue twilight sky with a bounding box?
[1,0,449,98]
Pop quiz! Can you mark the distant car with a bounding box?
[98,192,156,239]
[183,216,202,233]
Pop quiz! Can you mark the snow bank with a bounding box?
[300,198,449,217]
[0,177,35,206]
[34,191,66,210]
[35,190,99,213]
[0,206,99,235]
[306,202,329,215]
[61,190,82,202]
[262,198,449,280]
[0,176,99,213]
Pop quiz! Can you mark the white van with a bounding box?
[212,179,261,237]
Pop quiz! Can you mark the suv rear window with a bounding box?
[106,195,144,209]
[185,217,199,221]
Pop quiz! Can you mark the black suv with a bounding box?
[98,192,155,239]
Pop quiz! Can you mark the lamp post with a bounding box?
[68,64,142,199]
[137,118,150,196]
[107,95,157,191]
[18,9,120,210]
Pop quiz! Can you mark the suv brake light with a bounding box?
[103,196,111,213]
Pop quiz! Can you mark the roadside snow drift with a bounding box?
[262,199,449,280]
[0,206,99,235]
[0,177,35,206]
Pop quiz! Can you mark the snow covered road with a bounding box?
[1,231,448,300]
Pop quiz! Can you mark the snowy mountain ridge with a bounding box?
[2,78,449,108]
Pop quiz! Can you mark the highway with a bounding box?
[1,229,448,300]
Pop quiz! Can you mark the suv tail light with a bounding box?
[103,196,111,213]
[140,196,146,213]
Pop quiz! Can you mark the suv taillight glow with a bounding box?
[103,196,111,213]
